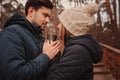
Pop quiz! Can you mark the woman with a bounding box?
[44,2,103,80]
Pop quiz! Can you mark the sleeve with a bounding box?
[0,28,50,80]
[46,45,91,80]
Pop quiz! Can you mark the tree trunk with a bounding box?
[112,0,120,48]
[105,0,120,48]
[106,0,113,23]
[117,0,120,49]
[51,0,58,26]
[113,0,117,27]
[96,0,102,27]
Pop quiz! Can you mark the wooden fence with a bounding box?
[100,43,120,80]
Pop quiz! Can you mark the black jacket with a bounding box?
[0,13,50,80]
[45,34,103,80]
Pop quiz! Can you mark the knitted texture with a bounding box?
[59,2,98,36]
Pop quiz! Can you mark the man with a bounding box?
[0,0,61,80]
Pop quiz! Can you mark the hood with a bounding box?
[65,34,103,64]
[3,13,42,37]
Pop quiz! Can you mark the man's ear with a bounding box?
[27,7,35,18]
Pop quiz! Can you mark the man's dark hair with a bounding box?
[25,0,53,15]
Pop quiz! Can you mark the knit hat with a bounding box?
[59,2,98,36]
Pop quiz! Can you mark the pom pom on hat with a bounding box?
[85,2,98,15]
[59,2,98,36]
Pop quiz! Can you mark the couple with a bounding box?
[0,0,103,80]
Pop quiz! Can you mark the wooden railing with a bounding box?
[100,43,120,80]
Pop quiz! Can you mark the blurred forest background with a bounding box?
[0,0,120,49]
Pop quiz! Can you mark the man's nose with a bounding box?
[46,17,50,23]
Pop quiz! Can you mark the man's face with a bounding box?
[27,6,52,31]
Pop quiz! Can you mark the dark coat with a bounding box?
[0,13,50,80]
[44,34,103,80]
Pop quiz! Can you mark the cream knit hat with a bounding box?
[59,2,98,36]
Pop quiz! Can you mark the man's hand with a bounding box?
[43,40,61,60]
